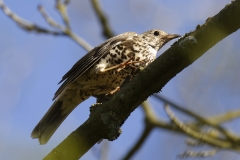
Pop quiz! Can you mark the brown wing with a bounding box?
[53,32,138,100]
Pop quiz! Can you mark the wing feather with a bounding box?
[53,32,137,100]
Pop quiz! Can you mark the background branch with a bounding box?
[0,0,92,51]
[0,0,63,35]
[56,0,71,29]
[178,149,218,158]
[90,0,114,39]
[153,94,240,142]
[38,5,65,31]
[123,101,154,160]
[164,105,235,149]
[123,98,240,159]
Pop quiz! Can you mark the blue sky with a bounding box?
[1,0,240,159]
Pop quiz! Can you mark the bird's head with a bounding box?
[141,29,181,51]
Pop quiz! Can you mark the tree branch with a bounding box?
[123,98,240,159]
[56,0,71,29]
[122,101,178,160]
[90,0,114,39]
[164,105,234,149]
[38,5,65,31]
[0,0,64,35]
[122,101,154,160]
[123,125,152,160]
[0,0,92,51]
[153,94,240,142]
[43,1,240,159]
[178,149,218,158]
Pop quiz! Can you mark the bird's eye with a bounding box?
[153,31,159,36]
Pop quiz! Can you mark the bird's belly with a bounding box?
[75,67,133,94]
[73,46,157,95]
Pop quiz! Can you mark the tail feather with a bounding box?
[31,99,79,144]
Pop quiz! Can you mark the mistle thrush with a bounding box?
[31,29,180,144]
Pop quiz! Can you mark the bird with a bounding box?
[31,29,180,144]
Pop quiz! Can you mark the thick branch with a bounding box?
[44,1,240,159]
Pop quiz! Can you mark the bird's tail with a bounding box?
[31,95,88,145]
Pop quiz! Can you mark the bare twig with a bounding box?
[123,100,240,159]
[153,94,240,142]
[185,138,205,147]
[37,3,93,51]
[38,5,65,31]
[205,110,240,124]
[164,105,235,149]
[67,31,93,51]
[0,0,92,51]
[52,0,92,50]
[123,125,152,160]
[178,149,218,158]
[122,101,154,160]
[38,1,92,51]
[0,0,64,35]
[91,0,114,39]
[56,0,70,29]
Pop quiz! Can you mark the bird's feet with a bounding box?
[108,86,120,95]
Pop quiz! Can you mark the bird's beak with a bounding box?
[164,34,181,41]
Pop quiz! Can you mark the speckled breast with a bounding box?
[75,40,157,95]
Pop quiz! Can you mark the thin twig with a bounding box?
[205,110,240,124]
[178,149,218,158]
[185,138,205,147]
[164,105,234,149]
[123,101,180,160]
[91,0,114,39]
[123,125,153,160]
[123,100,240,159]
[0,0,93,51]
[56,0,70,29]
[38,5,65,31]
[53,0,93,51]
[37,3,93,51]
[0,0,64,35]
[67,31,93,51]
[153,94,240,142]
[122,101,154,160]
